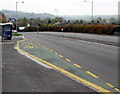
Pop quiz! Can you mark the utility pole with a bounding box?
[16,1,24,32]
[55,9,59,22]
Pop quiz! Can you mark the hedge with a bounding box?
[23,24,119,35]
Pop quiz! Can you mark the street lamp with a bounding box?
[16,1,24,32]
[118,1,120,25]
[55,9,58,22]
[84,0,94,24]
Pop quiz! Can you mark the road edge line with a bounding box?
[15,39,114,94]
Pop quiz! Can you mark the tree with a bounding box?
[97,17,103,24]
[34,17,41,26]
[21,17,28,26]
[109,17,117,25]
[48,19,51,24]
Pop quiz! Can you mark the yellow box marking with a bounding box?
[15,39,115,93]
[59,55,64,58]
[65,59,71,62]
[74,64,82,68]
[106,83,114,88]
[86,71,99,78]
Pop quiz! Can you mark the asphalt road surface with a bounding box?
[39,32,118,44]
[22,32,118,89]
[2,37,96,92]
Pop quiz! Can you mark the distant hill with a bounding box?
[62,15,118,21]
[1,9,118,21]
[1,10,56,20]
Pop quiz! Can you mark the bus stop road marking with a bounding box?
[74,64,82,68]
[86,71,99,78]
[15,47,114,93]
[16,39,120,93]
[59,55,64,58]
[106,83,114,88]
[114,88,120,92]
[65,59,71,62]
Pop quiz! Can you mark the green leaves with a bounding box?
[21,17,28,26]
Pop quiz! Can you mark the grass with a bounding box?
[12,33,22,36]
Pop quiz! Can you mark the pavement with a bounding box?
[2,36,99,93]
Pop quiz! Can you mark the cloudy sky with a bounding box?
[0,0,119,15]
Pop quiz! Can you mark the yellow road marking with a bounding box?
[74,64,82,68]
[86,71,99,78]
[16,39,115,93]
[46,48,49,49]
[59,55,64,58]
[114,88,120,92]
[65,59,71,62]
[54,52,58,55]
[106,83,114,88]
[50,50,54,52]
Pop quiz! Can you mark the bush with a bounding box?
[23,24,117,35]
[24,26,37,32]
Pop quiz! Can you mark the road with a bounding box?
[22,32,118,89]
[39,32,119,44]
[2,37,96,92]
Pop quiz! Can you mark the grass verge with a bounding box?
[12,33,22,36]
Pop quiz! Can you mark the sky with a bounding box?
[0,0,119,16]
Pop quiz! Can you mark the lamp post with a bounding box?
[84,0,94,24]
[16,1,24,32]
[91,1,93,22]
[55,9,58,22]
[118,1,120,25]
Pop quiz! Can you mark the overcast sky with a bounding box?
[0,0,119,15]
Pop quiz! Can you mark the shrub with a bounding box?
[23,24,117,35]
